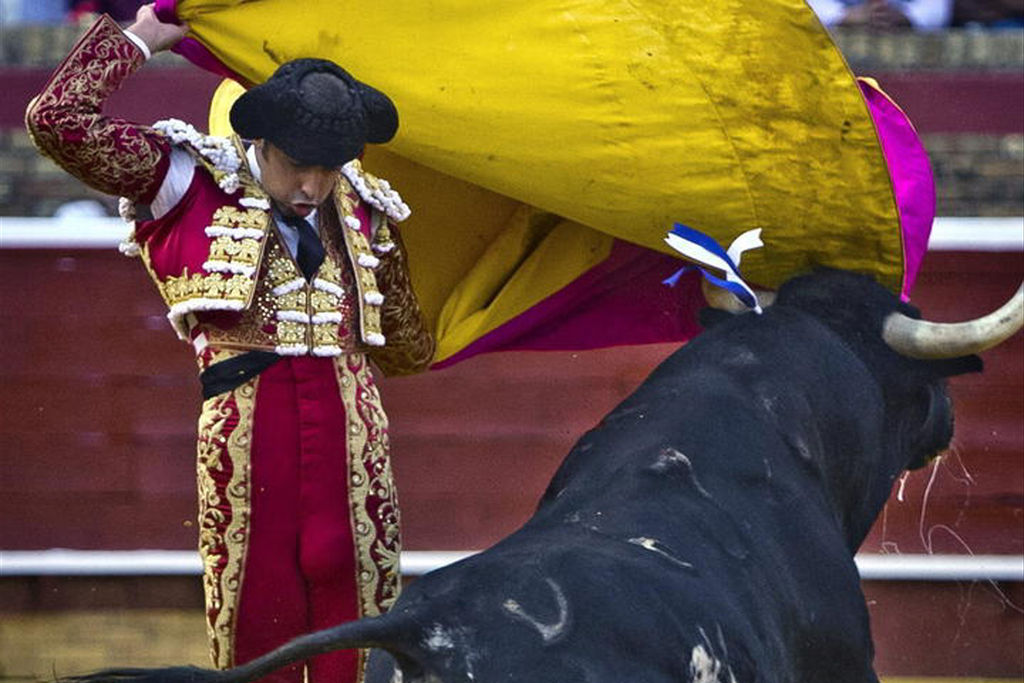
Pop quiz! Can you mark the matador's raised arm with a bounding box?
[25,14,173,204]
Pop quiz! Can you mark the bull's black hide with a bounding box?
[62,269,982,683]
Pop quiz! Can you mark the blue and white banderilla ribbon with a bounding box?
[662,223,765,314]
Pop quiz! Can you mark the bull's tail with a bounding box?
[57,610,416,683]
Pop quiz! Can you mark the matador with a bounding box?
[25,5,435,682]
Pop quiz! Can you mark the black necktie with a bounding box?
[283,213,326,281]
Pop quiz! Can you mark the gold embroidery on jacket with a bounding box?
[24,15,167,202]
[206,237,262,271]
[140,153,273,339]
[132,139,423,357]
[204,207,268,276]
[335,184,386,347]
[369,224,436,375]
[159,270,254,306]
[195,380,256,668]
[185,152,271,278]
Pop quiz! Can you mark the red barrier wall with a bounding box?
[2,249,1020,554]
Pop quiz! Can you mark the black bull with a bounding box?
[63,269,987,683]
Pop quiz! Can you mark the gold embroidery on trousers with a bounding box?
[335,354,402,681]
[196,380,256,667]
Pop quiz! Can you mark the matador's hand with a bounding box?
[126,3,190,54]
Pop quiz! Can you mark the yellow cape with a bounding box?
[183,0,902,364]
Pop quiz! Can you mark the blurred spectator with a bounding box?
[67,0,145,23]
[0,0,66,24]
[54,198,111,218]
[952,0,1024,26]
[808,0,954,30]
[1,0,144,24]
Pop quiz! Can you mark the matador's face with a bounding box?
[256,140,338,218]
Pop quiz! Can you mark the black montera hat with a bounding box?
[230,58,399,167]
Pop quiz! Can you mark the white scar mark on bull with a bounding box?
[758,393,777,417]
[420,624,480,680]
[502,578,570,644]
[422,623,455,652]
[788,435,814,463]
[690,626,738,683]
[563,509,606,534]
[628,537,694,570]
[653,447,712,499]
[722,348,757,366]
[689,644,738,683]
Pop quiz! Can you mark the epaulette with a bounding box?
[340,158,411,223]
[152,118,246,195]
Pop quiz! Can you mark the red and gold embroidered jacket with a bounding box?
[25,14,434,376]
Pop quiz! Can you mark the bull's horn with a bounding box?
[701,279,776,314]
[883,283,1024,359]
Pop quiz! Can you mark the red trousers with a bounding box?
[197,355,400,683]
[235,358,360,681]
